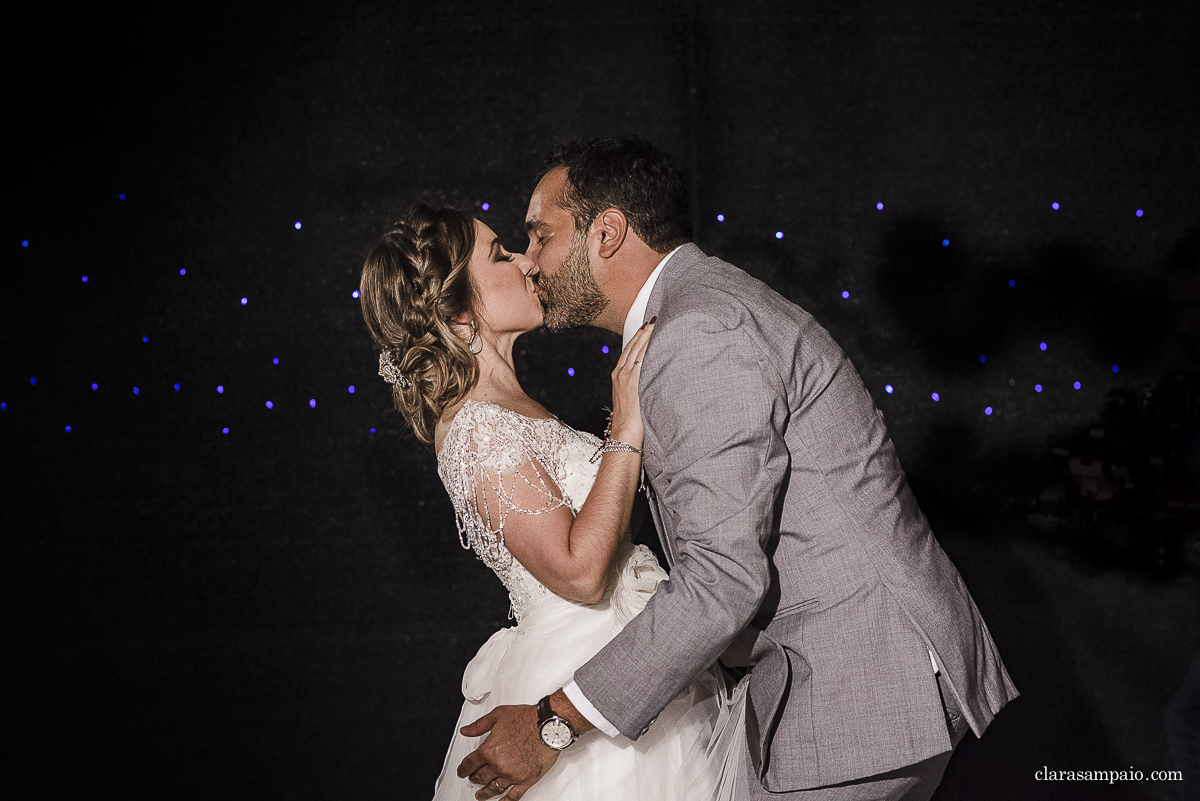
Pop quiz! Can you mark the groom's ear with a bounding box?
[595,208,628,259]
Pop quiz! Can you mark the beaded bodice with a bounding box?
[436,400,603,621]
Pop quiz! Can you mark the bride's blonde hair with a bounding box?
[359,205,479,444]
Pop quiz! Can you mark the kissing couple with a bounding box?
[359,137,1018,801]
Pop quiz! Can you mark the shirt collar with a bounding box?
[622,245,682,349]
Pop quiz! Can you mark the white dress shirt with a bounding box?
[561,245,681,739]
[620,245,681,349]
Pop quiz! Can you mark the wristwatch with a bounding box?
[536,694,577,750]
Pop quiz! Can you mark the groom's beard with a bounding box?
[538,228,608,332]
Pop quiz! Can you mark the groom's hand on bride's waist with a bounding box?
[456,689,592,800]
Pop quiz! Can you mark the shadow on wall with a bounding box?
[875,219,1170,375]
[706,232,828,317]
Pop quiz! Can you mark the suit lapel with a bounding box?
[637,243,706,570]
[643,484,673,569]
[641,242,703,325]
[640,412,673,567]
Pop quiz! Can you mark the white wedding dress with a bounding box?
[432,399,746,800]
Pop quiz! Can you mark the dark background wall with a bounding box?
[5,1,1198,799]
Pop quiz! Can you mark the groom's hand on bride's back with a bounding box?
[456,703,557,800]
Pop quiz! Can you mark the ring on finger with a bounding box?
[489,778,506,792]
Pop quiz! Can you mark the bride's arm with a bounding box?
[499,322,654,605]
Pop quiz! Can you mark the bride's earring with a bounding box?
[467,320,483,355]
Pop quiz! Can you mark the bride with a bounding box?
[359,205,743,800]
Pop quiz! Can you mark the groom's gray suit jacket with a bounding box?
[574,243,1017,791]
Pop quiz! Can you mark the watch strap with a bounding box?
[536,694,577,749]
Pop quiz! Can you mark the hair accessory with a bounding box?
[378,350,411,389]
[467,320,484,355]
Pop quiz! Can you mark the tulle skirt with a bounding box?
[432,545,747,801]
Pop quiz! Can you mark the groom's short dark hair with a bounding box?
[540,136,692,254]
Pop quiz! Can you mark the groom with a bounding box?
[457,137,1017,800]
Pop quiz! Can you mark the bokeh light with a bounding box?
[8,121,1152,495]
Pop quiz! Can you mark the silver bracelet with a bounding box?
[590,438,642,463]
[601,439,642,455]
[590,438,646,491]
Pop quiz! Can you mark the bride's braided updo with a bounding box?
[359,205,479,445]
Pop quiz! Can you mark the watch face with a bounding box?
[540,717,574,749]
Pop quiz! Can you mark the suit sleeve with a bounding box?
[572,310,788,738]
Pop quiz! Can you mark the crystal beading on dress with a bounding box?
[437,400,602,621]
[431,399,746,801]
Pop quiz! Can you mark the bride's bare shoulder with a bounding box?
[433,397,471,454]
